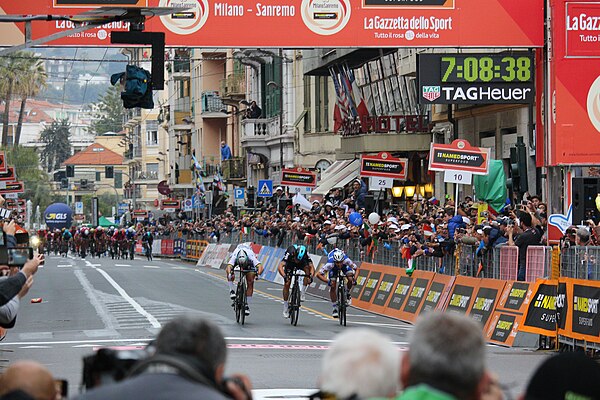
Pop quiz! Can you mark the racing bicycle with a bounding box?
[334,268,350,326]
[143,241,153,261]
[287,270,305,326]
[233,267,253,325]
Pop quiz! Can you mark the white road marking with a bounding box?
[73,269,116,331]
[85,260,161,328]
[19,345,51,349]
[350,321,413,330]
[115,264,131,267]
[57,265,73,268]
[0,338,152,346]
[172,267,188,270]
[143,265,160,269]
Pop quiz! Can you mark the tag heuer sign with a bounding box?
[360,152,408,180]
[132,210,148,219]
[429,140,490,175]
[0,181,24,194]
[281,167,317,187]
[422,86,441,101]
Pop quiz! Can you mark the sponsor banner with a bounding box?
[399,270,436,322]
[387,275,415,312]
[0,181,25,194]
[281,167,317,188]
[419,273,455,315]
[418,52,535,104]
[428,139,490,175]
[257,246,287,284]
[0,153,6,173]
[548,0,600,165]
[443,276,479,314]
[360,152,408,180]
[350,268,370,299]
[132,209,148,219]
[196,243,232,269]
[520,279,558,336]
[0,1,544,48]
[160,199,180,211]
[496,281,532,314]
[485,311,521,347]
[0,167,16,181]
[44,202,72,230]
[557,280,568,333]
[468,279,506,331]
[358,270,382,304]
[353,263,401,313]
[565,278,600,343]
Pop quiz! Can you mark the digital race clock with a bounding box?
[417,52,536,105]
[440,54,533,83]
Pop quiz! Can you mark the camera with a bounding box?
[82,348,151,389]
[0,247,33,267]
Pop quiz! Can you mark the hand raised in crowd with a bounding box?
[0,194,5,207]
[3,220,16,236]
[22,254,44,278]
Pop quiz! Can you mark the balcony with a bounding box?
[135,170,159,181]
[123,187,142,199]
[220,73,246,103]
[221,157,245,181]
[201,91,227,118]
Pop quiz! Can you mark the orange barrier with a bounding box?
[442,275,481,315]
[185,240,209,260]
[419,273,455,315]
[467,279,507,332]
[520,279,559,337]
[558,278,600,344]
[387,270,436,323]
[485,281,533,347]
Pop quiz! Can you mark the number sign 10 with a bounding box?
[444,170,473,185]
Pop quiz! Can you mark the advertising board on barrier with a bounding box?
[351,269,371,299]
[486,312,520,347]
[387,275,414,312]
[0,1,544,48]
[520,279,558,336]
[445,282,476,314]
[468,279,507,331]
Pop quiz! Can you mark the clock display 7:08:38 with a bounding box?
[440,54,533,83]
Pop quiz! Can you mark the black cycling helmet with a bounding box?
[286,245,297,259]
[295,244,307,261]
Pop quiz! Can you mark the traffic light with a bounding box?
[506,146,521,194]
[105,165,114,179]
[110,65,154,109]
[80,179,89,189]
[506,137,529,200]
[246,186,255,208]
[515,136,529,194]
[60,178,68,189]
[66,165,75,178]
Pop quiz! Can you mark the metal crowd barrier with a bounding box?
[155,228,599,281]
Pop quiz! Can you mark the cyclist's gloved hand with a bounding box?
[327,279,332,287]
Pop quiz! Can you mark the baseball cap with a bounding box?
[276,186,283,191]
[524,352,600,400]
[323,220,332,225]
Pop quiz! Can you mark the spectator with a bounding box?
[0,360,57,400]
[220,141,232,161]
[75,316,252,400]
[246,101,262,119]
[397,312,499,400]
[507,212,541,281]
[317,328,400,399]
[523,352,600,400]
[444,207,466,240]
[350,179,368,210]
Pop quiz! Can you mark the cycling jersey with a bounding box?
[227,244,261,271]
[282,248,312,270]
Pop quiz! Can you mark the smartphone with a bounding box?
[520,200,529,206]
[0,247,33,267]
[15,232,29,245]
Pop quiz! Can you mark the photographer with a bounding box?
[76,316,252,400]
[0,255,44,329]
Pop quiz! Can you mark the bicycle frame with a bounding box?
[287,270,305,326]
[234,268,255,325]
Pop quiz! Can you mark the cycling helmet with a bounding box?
[332,250,345,263]
[286,245,297,259]
[295,244,306,261]
[237,250,249,267]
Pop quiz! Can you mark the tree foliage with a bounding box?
[40,118,72,172]
[88,85,124,136]
[14,53,47,146]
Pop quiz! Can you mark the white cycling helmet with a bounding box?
[333,250,345,262]
[237,250,249,266]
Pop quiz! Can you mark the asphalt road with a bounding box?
[0,253,550,398]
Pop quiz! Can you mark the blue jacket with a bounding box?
[447,215,465,239]
[354,181,368,210]
[220,144,232,161]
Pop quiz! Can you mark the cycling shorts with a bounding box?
[328,265,355,280]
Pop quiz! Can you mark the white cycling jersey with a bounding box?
[319,258,357,275]
[227,244,262,268]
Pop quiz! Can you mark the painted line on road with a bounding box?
[143,265,160,269]
[73,269,116,331]
[57,265,73,268]
[228,344,330,350]
[0,338,152,346]
[85,260,161,328]
[350,321,413,330]
[115,264,131,267]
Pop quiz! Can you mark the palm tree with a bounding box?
[14,53,47,146]
[0,54,19,146]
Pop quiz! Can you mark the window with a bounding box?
[114,171,122,189]
[316,76,329,132]
[146,163,159,180]
[146,130,158,146]
[96,172,101,181]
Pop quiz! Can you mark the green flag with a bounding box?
[473,160,507,213]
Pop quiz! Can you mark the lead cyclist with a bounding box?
[316,249,357,318]
[226,243,264,316]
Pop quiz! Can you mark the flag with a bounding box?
[330,67,350,133]
[214,171,225,192]
[476,262,484,277]
[292,193,312,211]
[339,65,358,118]
[192,155,206,193]
[345,65,369,126]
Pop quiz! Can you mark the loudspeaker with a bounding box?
[572,177,600,225]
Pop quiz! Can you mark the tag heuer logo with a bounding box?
[423,86,441,101]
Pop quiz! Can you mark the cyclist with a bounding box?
[141,229,154,261]
[277,244,315,319]
[316,249,357,318]
[125,227,137,260]
[226,244,263,316]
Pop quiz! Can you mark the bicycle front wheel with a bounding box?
[290,279,300,326]
[240,279,248,325]
[235,282,243,323]
[337,284,347,326]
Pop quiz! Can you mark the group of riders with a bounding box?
[36,226,154,260]
[226,243,358,319]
